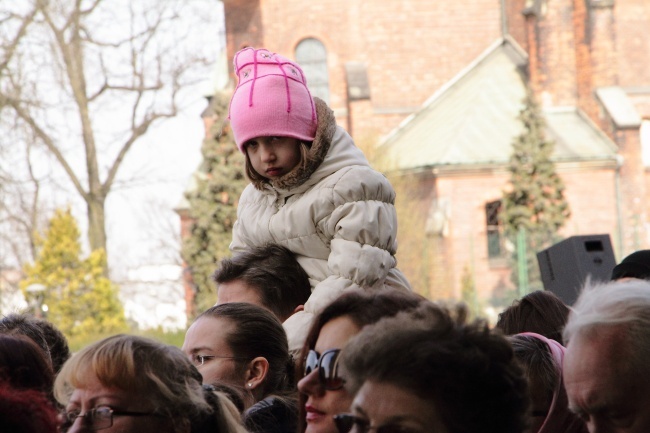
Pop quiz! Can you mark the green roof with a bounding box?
[380,38,617,171]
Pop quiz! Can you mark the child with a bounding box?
[228,47,411,351]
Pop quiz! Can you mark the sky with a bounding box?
[0,0,229,329]
[99,2,229,329]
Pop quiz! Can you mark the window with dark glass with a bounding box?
[295,38,330,104]
[486,200,505,259]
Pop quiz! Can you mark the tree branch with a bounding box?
[0,4,39,74]
[4,97,89,201]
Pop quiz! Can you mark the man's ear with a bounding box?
[293,304,305,314]
[245,357,269,391]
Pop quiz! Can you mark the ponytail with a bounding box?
[190,385,248,433]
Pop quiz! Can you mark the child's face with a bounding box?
[245,136,301,179]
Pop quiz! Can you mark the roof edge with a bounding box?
[379,37,527,148]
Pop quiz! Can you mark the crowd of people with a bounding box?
[4,276,650,433]
[2,47,649,433]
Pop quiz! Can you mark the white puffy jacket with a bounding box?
[230,98,411,351]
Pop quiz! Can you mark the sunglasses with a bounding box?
[334,413,421,433]
[303,348,344,390]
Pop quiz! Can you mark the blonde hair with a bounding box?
[54,334,248,433]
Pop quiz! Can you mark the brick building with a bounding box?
[209,0,650,305]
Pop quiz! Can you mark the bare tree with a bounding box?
[0,0,215,264]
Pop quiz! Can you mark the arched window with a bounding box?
[295,38,330,104]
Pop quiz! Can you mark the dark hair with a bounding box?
[510,335,557,399]
[0,334,54,396]
[193,385,248,433]
[509,334,588,433]
[0,380,58,433]
[213,244,311,321]
[297,289,424,432]
[210,382,247,413]
[0,315,50,363]
[342,303,529,433]
[0,314,70,374]
[31,317,70,374]
[198,303,294,398]
[611,249,650,280]
[496,290,569,344]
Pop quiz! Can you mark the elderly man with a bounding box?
[563,279,650,433]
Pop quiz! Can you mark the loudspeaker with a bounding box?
[536,234,616,305]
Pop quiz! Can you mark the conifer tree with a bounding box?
[21,208,127,338]
[181,91,246,316]
[502,90,570,292]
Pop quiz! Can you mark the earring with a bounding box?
[247,383,253,388]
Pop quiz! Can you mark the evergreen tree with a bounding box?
[21,208,127,338]
[181,91,246,316]
[502,90,570,293]
[460,265,480,318]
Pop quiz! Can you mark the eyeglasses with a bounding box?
[303,348,344,390]
[191,354,247,367]
[61,406,163,431]
[334,413,421,433]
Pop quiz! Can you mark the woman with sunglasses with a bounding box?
[54,334,247,433]
[182,302,297,433]
[296,289,423,433]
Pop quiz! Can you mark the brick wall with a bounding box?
[615,0,650,87]
[226,0,502,138]
[505,0,528,49]
[559,166,619,245]
[395,166,619,302]
[573,0,594,119]
[223,0,263,75]
[531,0,579,107]
[614,128,648,253]
[436,173,514,301]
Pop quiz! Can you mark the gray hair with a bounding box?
[563,279,650,372]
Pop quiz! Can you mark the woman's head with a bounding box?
[0,313,71,374]
[511,333,587,433]
[182,303,293,405]
[297,290,424,433]
[497,290,570,344]
[0,334,53,395]
[339,302,529,433]
[228,47,317,153]
[54,334,245,433]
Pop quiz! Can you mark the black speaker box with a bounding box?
[536,234,616,305]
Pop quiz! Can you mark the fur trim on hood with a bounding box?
[250,97,336,191]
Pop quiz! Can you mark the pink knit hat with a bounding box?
[228,47,318,153]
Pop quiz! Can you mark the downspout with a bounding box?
[615,155,625,259]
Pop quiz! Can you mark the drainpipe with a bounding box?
[614,154,625,259]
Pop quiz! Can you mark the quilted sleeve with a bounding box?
[283,167,411,352]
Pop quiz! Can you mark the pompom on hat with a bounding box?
[228,47,318,153]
